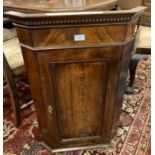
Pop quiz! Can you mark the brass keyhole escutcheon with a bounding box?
[48,105,53,114]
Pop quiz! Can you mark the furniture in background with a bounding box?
[128,26,151,93]
[129,0,151,92]
[139,0,151,27]
[4,0,146,152]
[3,26,32,127]
[3,26,24,127]
[117,0,151,93]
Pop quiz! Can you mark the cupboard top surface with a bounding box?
[3,0,117,13]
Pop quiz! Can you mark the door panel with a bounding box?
[37,47,121,146]
[50,61,108,140]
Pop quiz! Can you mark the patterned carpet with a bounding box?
[3,57,151,155]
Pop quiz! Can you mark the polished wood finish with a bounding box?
[117,0,151,26]
[4,2,145,151]
[4,0,117,13]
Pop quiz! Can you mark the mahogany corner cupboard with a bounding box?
[4,0,146,152]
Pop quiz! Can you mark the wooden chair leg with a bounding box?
[3,54,20,127]
[129,57,139,87]
[126,54,148,94]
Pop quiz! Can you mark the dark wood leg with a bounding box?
[126,54,148,94]
[129,57,139,87]
[3,54,20,127]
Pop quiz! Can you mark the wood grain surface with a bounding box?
[4,5,145,151]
